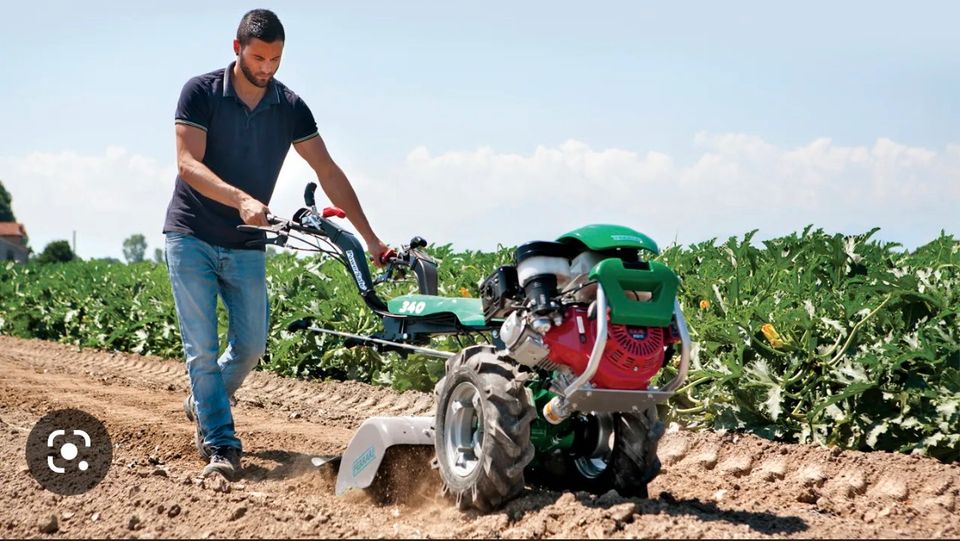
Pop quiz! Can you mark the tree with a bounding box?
[154,248,165,264]
[36,240,76,264]
[0,180,15,222]
[123,234,147,263]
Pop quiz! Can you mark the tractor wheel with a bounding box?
[433,348,536,512]
[533,407,664,498]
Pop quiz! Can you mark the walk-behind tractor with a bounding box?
[240,182,691,511]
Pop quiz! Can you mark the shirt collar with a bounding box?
[223,61,281,108]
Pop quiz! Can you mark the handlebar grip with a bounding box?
[410,236,428,249]
[304,182,318,207]
[322,207,347,219]
[379,248,397,265]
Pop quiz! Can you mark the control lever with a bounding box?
[372,247,402,286]
[304,182,318,209]
[409,236,428,249]
[237,213,283,234]
[302,182,346,223]
[238,213,288,247]
[323,207,347,219]
[244,232,288,248]
[379,248,397,265]
[298,184,324,229]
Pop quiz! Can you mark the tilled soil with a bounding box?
[0,335,957,539]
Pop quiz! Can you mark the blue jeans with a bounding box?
[165,232,268,452]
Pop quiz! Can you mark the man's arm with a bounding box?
[175,124,269,226]
[293,134,389,266]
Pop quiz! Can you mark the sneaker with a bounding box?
[183,394,196,422]
[183,395,210,459]
[185,393,237,419]
[202,447,242,481]
[194,426,211,460]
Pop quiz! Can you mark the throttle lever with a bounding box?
[322,207,346,219]
[237,224,277,234]
[304,182,318,208]
[244,233,287,248]
[379,248,397,265]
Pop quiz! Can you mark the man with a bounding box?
[163,8,389,481]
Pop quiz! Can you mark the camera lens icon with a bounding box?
[27,409,112,495]
[61,444,86,467]
[46,429,94,474]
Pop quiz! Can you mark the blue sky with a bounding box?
[1,1,958,259]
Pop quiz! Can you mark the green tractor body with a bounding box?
[386,294,487,327]
[557,223,660,254]
[270,203,691,512]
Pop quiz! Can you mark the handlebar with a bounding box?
[235,182,439,307]
[379,248,397,265]
[371,236,438,294]
[238,209,421,268]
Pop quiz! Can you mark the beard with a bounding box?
[238,57,271,88]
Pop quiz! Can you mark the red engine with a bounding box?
[541,305,680,390]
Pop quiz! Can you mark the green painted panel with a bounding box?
[557,224,659,254]
[387,294,487,327]
[588,258,678,327]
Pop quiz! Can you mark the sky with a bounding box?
[0,1,958,260]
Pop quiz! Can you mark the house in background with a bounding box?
[0,222,29,263]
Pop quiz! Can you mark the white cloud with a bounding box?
[0,147,175,260]
[369,134,959,252]
[1,134,957,261]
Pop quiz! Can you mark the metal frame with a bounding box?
[558,284,691,411]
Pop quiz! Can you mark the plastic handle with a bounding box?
[304,182,317,207]
[292,208,309,224]
[322,206,346,218]
[410,236,428,249]
[587,258,679,327]
[379,248,397,265]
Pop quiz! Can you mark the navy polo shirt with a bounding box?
[163,62,319,249]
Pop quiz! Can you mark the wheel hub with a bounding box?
[573,413,615,479]
[443,381,485,478]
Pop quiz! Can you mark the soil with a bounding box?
[0,335,957,539]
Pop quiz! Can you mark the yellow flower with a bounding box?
[761,323,784,349]
[699,299,710,310]
[459,287,472,298]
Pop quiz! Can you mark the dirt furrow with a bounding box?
[0,335,957,539]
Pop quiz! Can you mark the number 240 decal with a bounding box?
[399,300,427,314]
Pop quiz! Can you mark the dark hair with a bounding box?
[236,9,285,45]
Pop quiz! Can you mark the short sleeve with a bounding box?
[291,96,319,144]
[174,77,212,132]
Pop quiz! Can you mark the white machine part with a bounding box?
[330,416,435,496]
[568,250,604,276]
[498,311,550,368]
[516,255,573,288]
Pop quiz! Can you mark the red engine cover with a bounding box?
[541,305,666,390]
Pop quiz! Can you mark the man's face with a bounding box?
[234,38,284,88]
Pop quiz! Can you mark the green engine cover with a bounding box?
[557,224,660,255]
[387,294,487,327]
